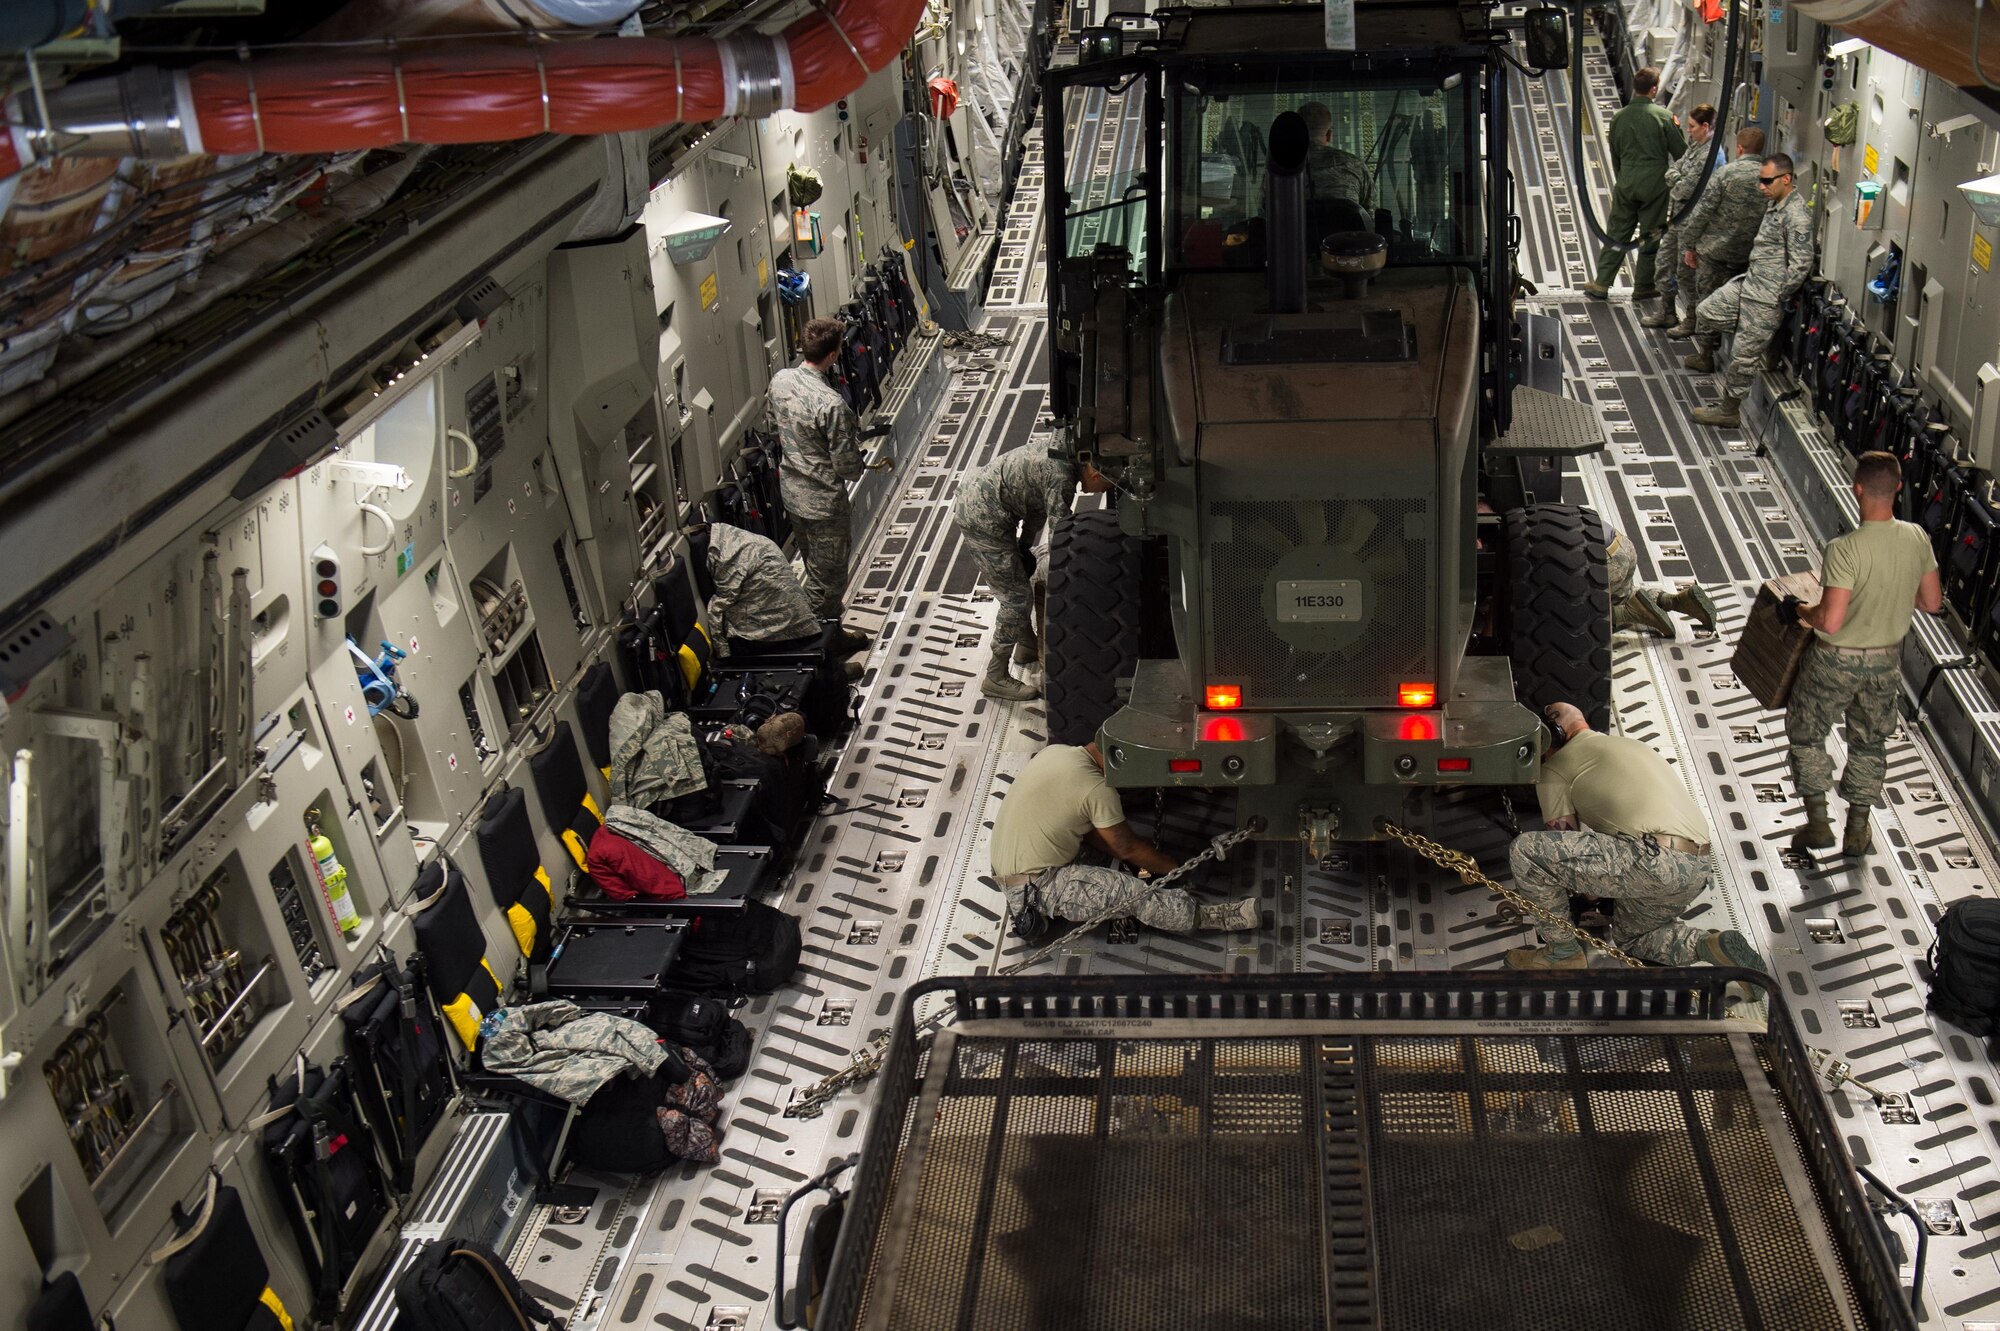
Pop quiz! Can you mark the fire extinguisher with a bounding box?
[306,809,362,936]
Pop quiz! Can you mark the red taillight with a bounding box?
[1205,684,1242,710]
[1398,683,1436,708]
[1168,758,1202,774]
[1399,714,1437,742]
[1438,757,1471,773]
[1201,716,1245,743]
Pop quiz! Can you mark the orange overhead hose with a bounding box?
[1,0,927,180]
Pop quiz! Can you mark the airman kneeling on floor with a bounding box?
[991,741,1259,939]
[1507,701,1767,972]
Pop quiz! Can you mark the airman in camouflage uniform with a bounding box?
[702,522,820,651]
[1583,67,1684,300]
[951,444,1108,699]
[1686,151,1813,426]
[1640,104,1716,331]
[1605,527,1718,636]
[1507,702,1765,971]
[990,742,1259,938]
[1670,125,1767,337]
[1300,102,1375,210]
[771,317,866,618]
[1784,452,1943,856]
[609,691,708,807]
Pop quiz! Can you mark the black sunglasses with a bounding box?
[1757,173,1791,185]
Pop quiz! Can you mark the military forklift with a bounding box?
[1039,1,1613,850]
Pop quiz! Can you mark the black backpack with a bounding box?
[1929,899,2000,1037]
[647,991,754,1078]
[669,899,802,996]
[396,1238,563,1331]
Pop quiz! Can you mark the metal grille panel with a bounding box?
[1205,497,1431,707]
[1363,1033,1854,1330]
[872,1034,1327,1331]
[845,1007,1895,1331]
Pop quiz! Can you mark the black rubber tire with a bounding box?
[1044,508,1146,747]
[1505,503,1613,733]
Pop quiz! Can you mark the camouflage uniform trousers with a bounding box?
[1660,240,1739,323]
[1005,863,1199,934]
[1656,222,1683,301]
[1605,531,1660,631]
[788,507,852,620]
[1785,642,1902,806]
[1691,253,1744,311]
[1694,274,1784,399]
[1509,831,1714,964]
[959,525,1036,651]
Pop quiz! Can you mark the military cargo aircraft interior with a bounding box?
[8,0,2000,1327]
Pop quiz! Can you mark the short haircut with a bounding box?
[1855,451,1902,498]
[1300,102,1333,139]
[1766,151,1796,177]
[1690,103,1716,127]
[1737,125,1765,155]
[1634,67,1661,96]
[801,317,844,363]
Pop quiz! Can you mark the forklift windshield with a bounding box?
[1168,69,1478,270]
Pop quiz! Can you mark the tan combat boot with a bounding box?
[1581,281,1612,300]
[1682,347,1717,373]
[1700,929,1768,973]
[1657,585,1718,632]
[1665,319,1697,337]
[1844,808,1873,857]
[1640,305,1681,329]
[1614,589,1677,638]
[979,648,1039,701]
[1505,944,1590,970]
[1011,636,1040,668]
[1691,394,1742,427]
[1197,898,1261,931]
[1791,793,1835,851]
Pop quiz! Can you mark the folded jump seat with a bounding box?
[337,951,455,1195]
[259,1057,394,1320]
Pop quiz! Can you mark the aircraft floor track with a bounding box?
[519,39,2000,1331]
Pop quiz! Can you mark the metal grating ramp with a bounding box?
[873,1034,1328,1330]
[833,975,1916,1331]
[1362,1033,1856,1330]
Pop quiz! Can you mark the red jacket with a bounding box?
[586,825,686,901]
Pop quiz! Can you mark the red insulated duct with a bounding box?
[1,0,926,182]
